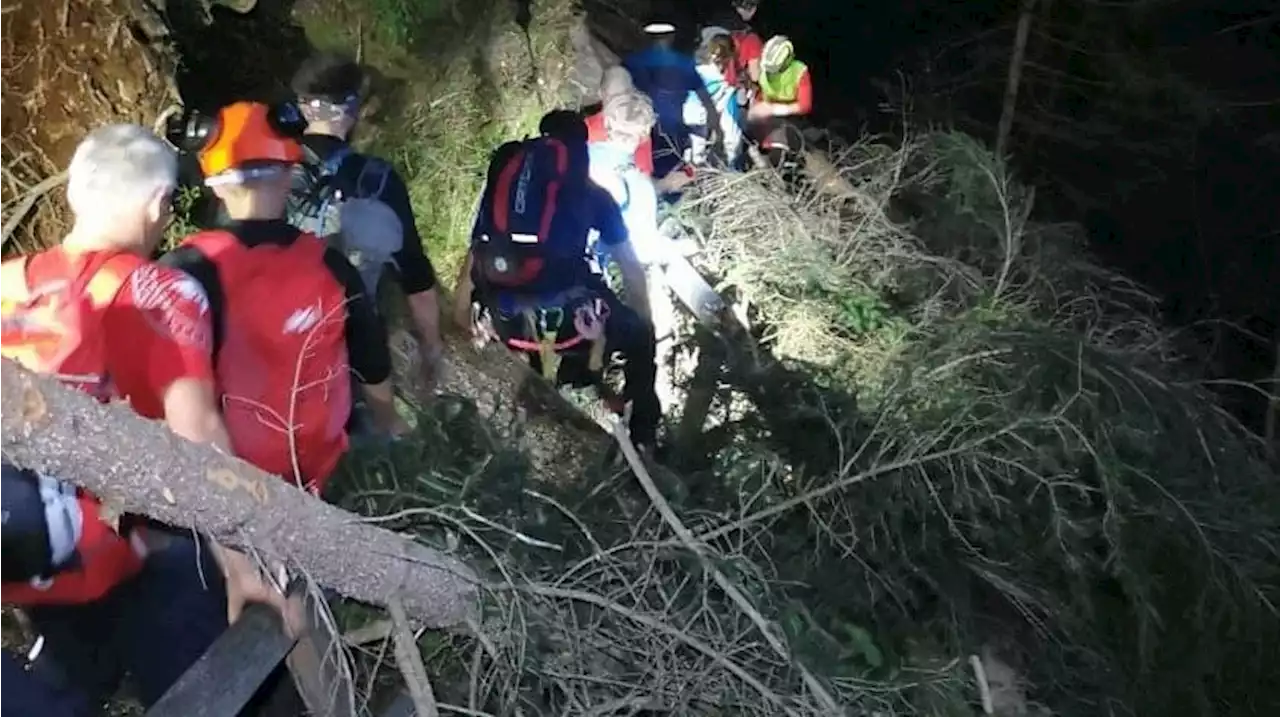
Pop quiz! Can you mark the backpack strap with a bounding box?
[352,156,393,200]
[84,253,146,309]
[179,230,239,361]
[2,252,142,310]
[0,256,32,305]
[617,170,633,213]
[319,145,354,180]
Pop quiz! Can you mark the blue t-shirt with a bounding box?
[623,47,704,130]
[470,181,628,299]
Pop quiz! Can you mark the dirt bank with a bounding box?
[1,0,180,252]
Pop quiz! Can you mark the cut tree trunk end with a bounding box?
[0,359,477,627]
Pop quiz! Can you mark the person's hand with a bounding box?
[748,102,772,120]
[657,170,694,194]
[214,544,289,626]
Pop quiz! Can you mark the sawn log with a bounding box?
[0,359,477,627]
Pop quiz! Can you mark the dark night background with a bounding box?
[674,0,1278,432]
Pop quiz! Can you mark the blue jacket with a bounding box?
[623,46,704,130]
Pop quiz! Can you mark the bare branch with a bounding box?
[389,598,440,717]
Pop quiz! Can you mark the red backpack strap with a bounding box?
[0,256,33,305]
[84,252,148,310]
[175,230,240,360]
[183,229,240,254]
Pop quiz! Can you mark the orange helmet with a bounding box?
[197,101,303,179]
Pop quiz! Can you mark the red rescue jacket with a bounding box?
[180,229,352,494]
[0,250,148,605]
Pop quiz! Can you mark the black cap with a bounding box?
[538,109,587,143]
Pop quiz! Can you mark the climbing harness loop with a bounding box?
[515,306,564,381]
[573,297,611,373]
[499,294,610,381]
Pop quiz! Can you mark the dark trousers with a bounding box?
[749,116,808,184]
[3,649,91,717]
[491,282,661,445]
[651,120,692,180]
[8,534,228,714]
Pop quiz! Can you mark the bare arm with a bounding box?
[161,377,231,451]
[161,378,289,624]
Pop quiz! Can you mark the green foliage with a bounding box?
[669,133,1280,715]
[296,0,570,281]
[833,291,892,336]
[161,185,208,251]
[365,0,432,48]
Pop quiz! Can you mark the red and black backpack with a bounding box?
[177,229,353,493]
[470,135,589,293]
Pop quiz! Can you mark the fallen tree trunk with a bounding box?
[0,359,477,627]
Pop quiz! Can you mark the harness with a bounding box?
[305,144,354,236]
[491,286,612,382]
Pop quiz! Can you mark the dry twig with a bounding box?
[1,169,66,247]
[389,598,440,717]
[610,418,843,714]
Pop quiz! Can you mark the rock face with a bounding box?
[1,0,180,250]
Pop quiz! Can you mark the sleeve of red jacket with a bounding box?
[795,68,814,116]
[103,263,217,421]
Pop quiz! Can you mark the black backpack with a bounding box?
[286,145,401,300]
[470,136,589,293]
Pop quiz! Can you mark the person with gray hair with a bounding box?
[592,92,665,262]
[585,65,656,177]
[603,90,658,146]
[64,123,179,239]
[1,123,280,715]
[591,93,686,417]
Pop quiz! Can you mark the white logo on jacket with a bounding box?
[282,301,323,334]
